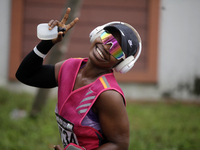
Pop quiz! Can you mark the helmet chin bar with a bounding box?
[89,21,142,74]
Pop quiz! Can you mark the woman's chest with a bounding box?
[73,73,95,91]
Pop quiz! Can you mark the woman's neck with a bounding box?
[80,59,111,80]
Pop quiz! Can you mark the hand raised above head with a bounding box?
[48,7,79,44]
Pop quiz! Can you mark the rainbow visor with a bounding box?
[100,31,125,60]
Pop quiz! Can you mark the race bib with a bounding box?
[55,113,79,148]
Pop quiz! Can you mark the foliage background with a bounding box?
[0,88,200,150]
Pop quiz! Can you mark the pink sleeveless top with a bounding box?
[56,58,125,150]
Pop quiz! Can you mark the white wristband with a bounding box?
[33,46,46,59]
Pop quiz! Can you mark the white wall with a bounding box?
[0,0,11,85]
[158,0,200,99]
[0,0,37,94]
[120,0,200,100]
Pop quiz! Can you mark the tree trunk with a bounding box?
[30,0,83,117]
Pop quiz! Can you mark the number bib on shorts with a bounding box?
[56,113,79,147]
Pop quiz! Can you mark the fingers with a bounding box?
[65,17,79,32]
[47,7,79,44]
[53,145,63,150]
[48,20,59,30]
[60,7,71,25]
[52,32,64,44]
[48,20,54,25]
[48,7,79,31]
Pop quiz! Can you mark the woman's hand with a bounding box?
[53,145,64,150]
[48,7,79,44]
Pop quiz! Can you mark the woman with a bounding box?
[16,7,141,150]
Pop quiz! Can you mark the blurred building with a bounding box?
[1,0,200,100]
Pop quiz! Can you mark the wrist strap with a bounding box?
[33,40,54,59]
[33,46,46,59]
